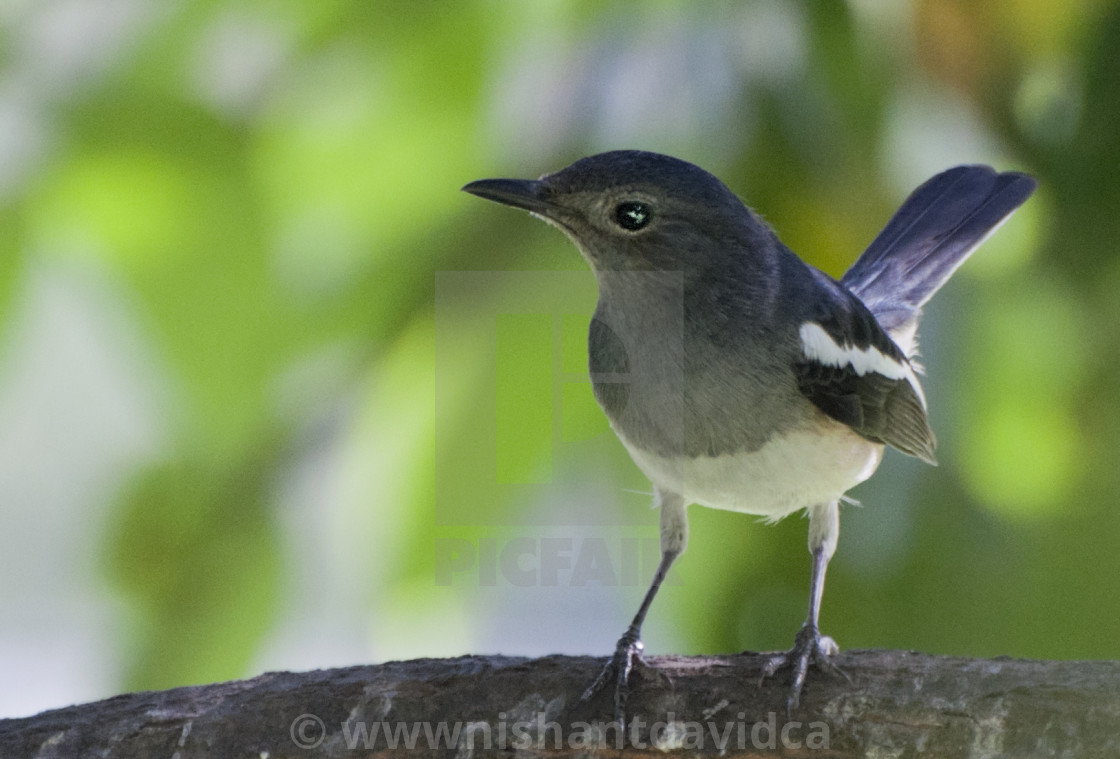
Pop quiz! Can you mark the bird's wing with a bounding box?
[793,282,937,464]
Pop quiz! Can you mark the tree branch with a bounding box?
[3,651,1118,757]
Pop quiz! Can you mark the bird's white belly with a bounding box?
[619,422,884,520]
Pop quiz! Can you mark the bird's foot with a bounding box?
[760,624,849,715]
[581,627,646,727]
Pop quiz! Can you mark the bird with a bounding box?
[462,151,1037,722]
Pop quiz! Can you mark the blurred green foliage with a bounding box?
[2,0,1120,701]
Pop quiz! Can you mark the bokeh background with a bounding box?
[2,0,1119,719]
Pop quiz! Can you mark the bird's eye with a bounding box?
[613,201,652,231]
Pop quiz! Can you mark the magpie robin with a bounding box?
[462,151,1036,720]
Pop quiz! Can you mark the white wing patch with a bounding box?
[799,322,906,378]
[799,321,927,408]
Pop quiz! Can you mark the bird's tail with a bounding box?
[841,165,1037,352]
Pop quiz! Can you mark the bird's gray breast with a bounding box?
[588,276,807,459]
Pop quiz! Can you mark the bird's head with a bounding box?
[463,150,763,274]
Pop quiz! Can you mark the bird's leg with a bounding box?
[761,501,849,713]
[581,547,678,721]
[583,491,687,727]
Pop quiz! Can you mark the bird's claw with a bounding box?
[582,628,645,726]
[760,624,849,715]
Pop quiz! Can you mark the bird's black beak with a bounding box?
[461,178,555,215]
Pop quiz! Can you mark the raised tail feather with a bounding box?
[842,165,1037,350]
